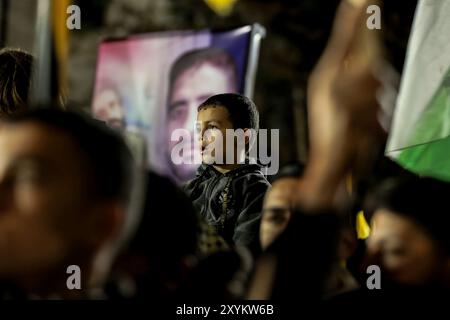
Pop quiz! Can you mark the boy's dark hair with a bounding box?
[198,93,259,131]
[7,108,133,203]
[115,171,199,298]
[0,48,33,116]
[367,175,450,253]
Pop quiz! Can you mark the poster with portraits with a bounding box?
[92,24,265,184]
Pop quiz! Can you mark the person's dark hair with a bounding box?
[367,175,450,254]
[198,93,259,131]
[168,47,238,101]
[130,172,198,262]
[7,108,133,203]
[266,210,339,302]
[0,48,33,116]
[114,171,199,298]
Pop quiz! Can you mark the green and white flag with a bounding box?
[387,0,450,181]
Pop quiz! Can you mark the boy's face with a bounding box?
[196,106,234,166]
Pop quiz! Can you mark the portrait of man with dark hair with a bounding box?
[165,47,239,184]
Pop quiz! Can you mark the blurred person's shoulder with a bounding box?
[0,281,27,300]
[325,285,450,313]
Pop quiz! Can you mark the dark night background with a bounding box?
[3,0,418,168]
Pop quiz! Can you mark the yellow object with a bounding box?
[52,0,70,95]
[356,211,371,239]
[204,0,238,16]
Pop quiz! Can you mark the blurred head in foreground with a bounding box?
[366,175,450,288]
[0,108,133,298]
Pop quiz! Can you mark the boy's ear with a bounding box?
[244,128,251,145]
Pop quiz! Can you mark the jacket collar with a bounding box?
[196,163,263,178]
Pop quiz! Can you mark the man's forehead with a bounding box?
[264,179,298,205]
[0,121,58,139]
[0,122,81,161]
[371,209,414,236]
[172,64,234,98]
[267,188,291,203]
[177,62,231,83]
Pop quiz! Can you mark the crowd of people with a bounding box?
[0,0,449,312]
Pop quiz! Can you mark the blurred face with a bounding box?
[93,88,125,129]
[0,122,100,279]
[260,178,298,250]
[366,209,447,286]
[166,63,236,181]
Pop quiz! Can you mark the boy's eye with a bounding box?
[208,124,219,130]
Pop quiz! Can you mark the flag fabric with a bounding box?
[386,0,450,181]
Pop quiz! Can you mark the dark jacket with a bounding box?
[184,164,270,253]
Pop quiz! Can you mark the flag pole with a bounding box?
[30,0,53,107]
